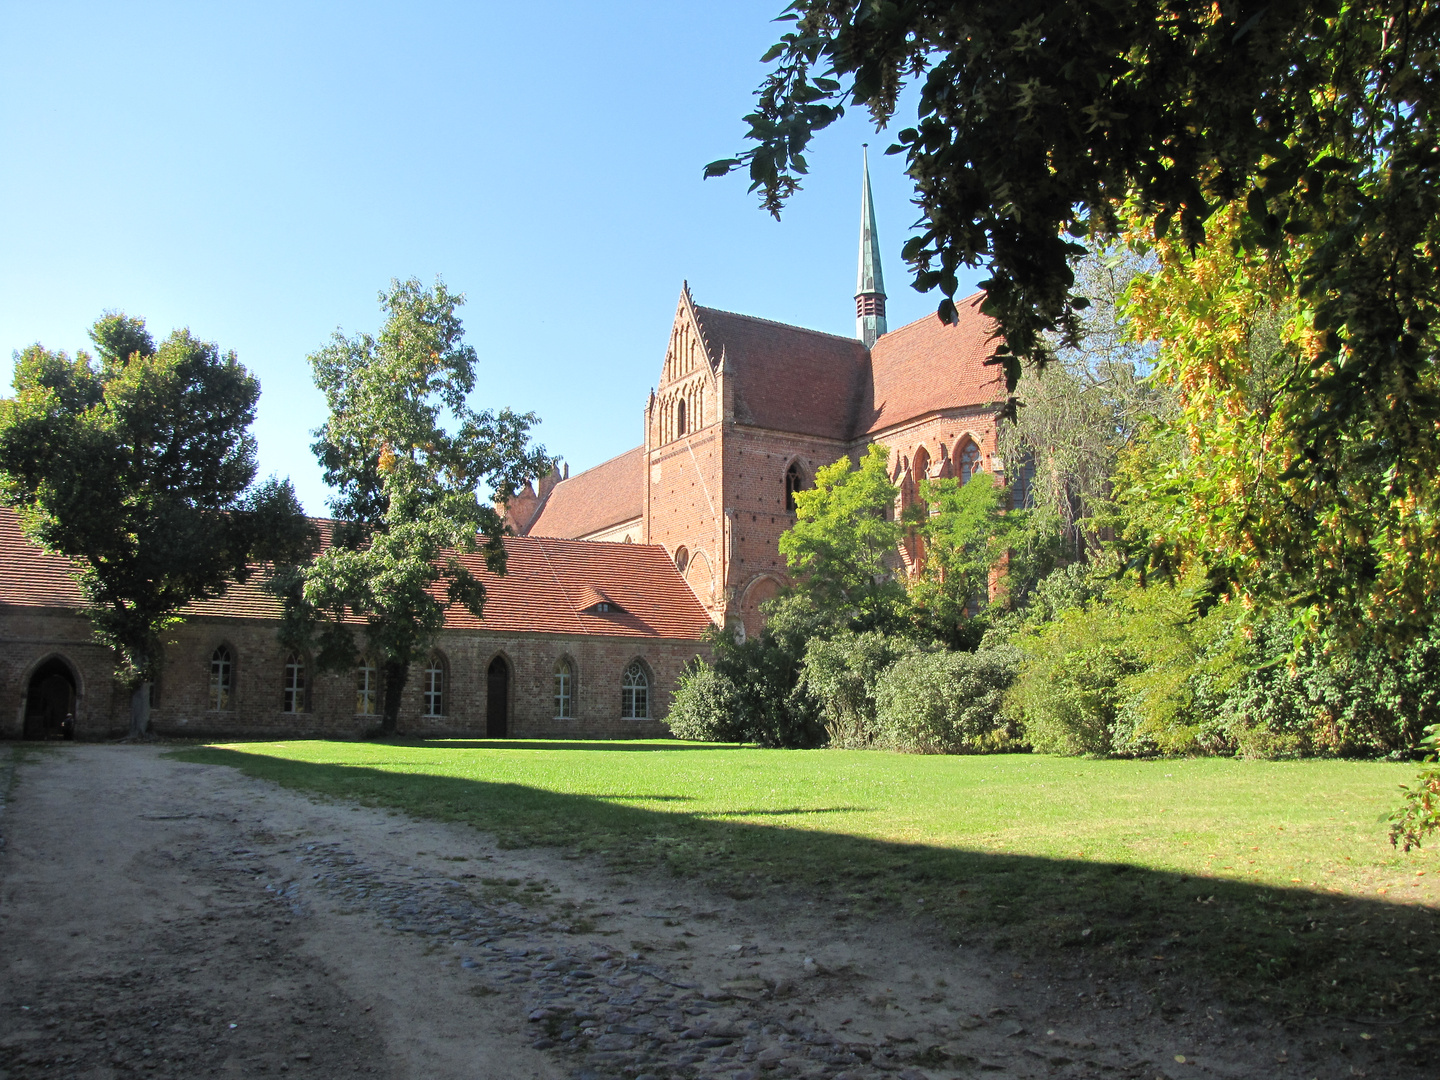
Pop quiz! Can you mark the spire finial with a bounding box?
[855,146,888,349]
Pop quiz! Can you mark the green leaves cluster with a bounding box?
[0,314,309,730]
[282,278,550,732]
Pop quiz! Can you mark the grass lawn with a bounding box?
[174,740,1439,1022]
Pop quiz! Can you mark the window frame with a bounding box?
[282,653,307,714]
[356,657,379,716]
[422,653,447,717]
[621,660,650,720]
[209,644,233,712]
[554,658,574,719]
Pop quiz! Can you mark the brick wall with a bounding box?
[1,605,707,741]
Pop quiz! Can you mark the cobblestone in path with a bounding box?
[292,843,974,1080]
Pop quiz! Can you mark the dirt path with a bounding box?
[0,745,1411,1080]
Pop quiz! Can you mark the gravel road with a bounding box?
[0,744,1411,1080]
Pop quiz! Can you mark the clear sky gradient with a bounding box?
[1,2,986,514]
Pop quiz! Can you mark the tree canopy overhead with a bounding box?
[0,314,311,734]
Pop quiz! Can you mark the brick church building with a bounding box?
[1,156,1008,740]
[504,155,1008,638]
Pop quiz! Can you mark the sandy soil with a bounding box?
[0,744,1416,1080]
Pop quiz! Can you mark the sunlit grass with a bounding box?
[174,739,1439,1019]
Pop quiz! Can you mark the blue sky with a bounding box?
[0,2,985,514]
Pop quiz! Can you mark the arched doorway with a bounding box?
[486,656,509,738]
[24,657,76,740]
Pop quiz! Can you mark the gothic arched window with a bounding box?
[209,645,233,711]
[677,398,687,436]
[554,658,574,719]
[356,657,378,716]
[959,442,983,485]
[784,462,806,512]
[423,654,447,717]
[621,661,649,719]
[282,654,306,713]
[1009,451,1037,510]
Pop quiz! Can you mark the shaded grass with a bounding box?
[172,739,1440,1026]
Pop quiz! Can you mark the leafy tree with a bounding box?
[712,1,1440,637]
[0,314,310,735]
[779,443,904,628]
[282,278,550,734]
[998,244,1162,564]
[906,471,1015,646]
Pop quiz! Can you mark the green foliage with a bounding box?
[284,278,550,732]
[799,630,911,747]
[1009,571,1232,756]
[667,593,827,749]
[0,313,310,732]
[664,661,747,743]
[779,443,903,628]
[874,647,1022,754]
[1388,727,1440,852]
[907,472,1014,643]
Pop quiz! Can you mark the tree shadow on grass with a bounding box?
[378,739,747,753]
[172,746,1437,1041]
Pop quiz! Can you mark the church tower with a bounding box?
[855,146,888,349]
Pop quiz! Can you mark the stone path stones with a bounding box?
[294,842,946,1080]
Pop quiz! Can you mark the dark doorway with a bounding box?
[24,658,76,740]
[486,656,509,738]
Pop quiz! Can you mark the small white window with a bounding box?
[423,655,446,717]
[209,645,233,711]
[554,659,574,718]
[283,654,306,713]
[356,659,378,716]
[621,661,649,719]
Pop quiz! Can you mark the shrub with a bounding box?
[799,631,911,747]
[874,647,1022,753]
[665,662,746,743]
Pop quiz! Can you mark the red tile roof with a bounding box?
[526,444,644,539]
[0,509,84,608]
[694,306,869,441]
[857,294,1006,436]
[0,507,711,640]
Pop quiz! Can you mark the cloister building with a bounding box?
[2,154,1011,739]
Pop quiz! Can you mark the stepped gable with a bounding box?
[694,306,869,441]
[525,445,644,539]
[855,293,1005,437]
[0,507,710,640]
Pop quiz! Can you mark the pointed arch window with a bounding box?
[959,442,983,485]
[209,645,233,711]
[356,658,379,716]
[282,654,306,713]
[785,462,806,512]
[554,658,574,719]
[621,661,649,719]
[677,397,687,436]
[423,654,447,717]
[1009,451,1036,510]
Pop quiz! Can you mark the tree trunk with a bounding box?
[128,682,151,738]
[380,660,407,736]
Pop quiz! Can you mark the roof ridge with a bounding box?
[547,444,645,487]
[876,292,989,342]
[693,305,866,345]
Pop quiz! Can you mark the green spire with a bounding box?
[855,145,888,349]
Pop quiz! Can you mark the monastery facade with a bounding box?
[504,156,1009,637]
[2,156,1010,739]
